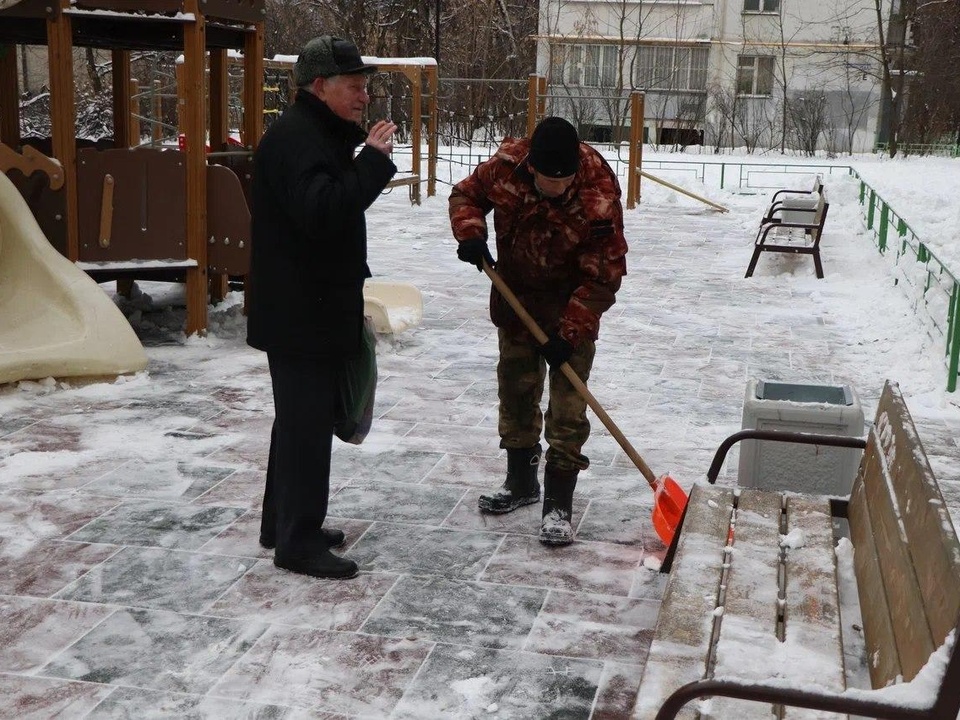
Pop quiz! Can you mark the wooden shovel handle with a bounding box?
[482,260,658,487]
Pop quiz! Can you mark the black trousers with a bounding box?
[261,352,337,556]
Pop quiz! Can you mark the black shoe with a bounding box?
[259,527,346,551]
[274,549,359,579]
[478,487,541,513]
[539,465,579,546]
[479,444,542,515]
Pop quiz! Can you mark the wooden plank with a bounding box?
[48,1,78,261]
[0,43,20,147]
[111,50,133,148]
[711,488,783,720]
[182,0,208,335]
[875,382,960,647]
[781,494,846,720]
[632,484,734,720]
[849,451,903,690]
[861,419,936,682]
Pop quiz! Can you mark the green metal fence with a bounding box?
[875,142,960,158]
[851,169,960,392]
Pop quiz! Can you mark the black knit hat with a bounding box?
[528,117,580,178]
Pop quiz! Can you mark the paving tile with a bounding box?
[192,468,266,508]
[0,674,112,719]
[481,535,643,596]
[84,686,290,719]
[209,625,432,715]
[347,522,503,579]
[82,460,237,501]
[360,575,546,649]
[328,481,465,525]
[55,546,253,613]
[329,449,445,484]
[0,596,115,673]
[67,501,246,550]
[207,561,398,631]
[390,643,603,719]
[524,590,659,665]
[592,661,644,720]
[422,452,506,488]
[39,607,266,694]
[0,539,119,598]
[575,499,651,547]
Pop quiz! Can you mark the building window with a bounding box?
[635,46,709,91]
[744,0,780,12]
[552,44,619,87]
[737,55,775,95]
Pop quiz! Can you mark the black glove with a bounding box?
[538,333,574,369]
[457,238,495,272]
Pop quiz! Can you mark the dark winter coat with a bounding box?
[449,137,627,347]
[246,89,397,357]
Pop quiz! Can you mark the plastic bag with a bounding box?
[334,317,377,445]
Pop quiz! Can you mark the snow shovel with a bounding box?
[481,259,688,545]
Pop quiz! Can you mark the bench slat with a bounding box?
[875,385,960,648]
[711,489,783,720]
[632,484,735,720]
[849,448,905,691]
[781,495,846,720]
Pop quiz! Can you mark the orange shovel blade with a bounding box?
[651,475,688,546]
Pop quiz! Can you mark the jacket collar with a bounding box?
[295,88,368,147]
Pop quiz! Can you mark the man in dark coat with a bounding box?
[247,35,397,579]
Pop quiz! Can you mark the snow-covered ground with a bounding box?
[1,149,959,718]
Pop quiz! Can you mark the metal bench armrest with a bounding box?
[705,429,867,484]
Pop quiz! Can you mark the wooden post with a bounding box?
[129,78,139,143]
[151,79,163,144]
[0,44,20,148]
[242,22,264,149]
[182,0,208,335]
[48,0,78,261]
[527,74,540,137]
[209,49,228,150]
[241,20,264,314]
[426,63,438,198]
[403,66,422,205]
[208,48,229,302]
[627,91,644,210]
[537,75,547,121]
[111,50,133,148]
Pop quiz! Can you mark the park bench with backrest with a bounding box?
[632,380,960,720]
[760,174,824,226]
[746,186,829,279]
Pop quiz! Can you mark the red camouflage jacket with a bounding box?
[449,136,628,346]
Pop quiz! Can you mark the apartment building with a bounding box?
[536,0,891,153]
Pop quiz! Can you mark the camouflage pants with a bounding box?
[497,329,596,471]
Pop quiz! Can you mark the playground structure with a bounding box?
[0,0,266,339]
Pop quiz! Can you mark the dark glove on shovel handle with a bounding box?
[539,333,574,368]
[457,238,495,272]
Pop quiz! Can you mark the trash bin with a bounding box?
[738,379,864,495]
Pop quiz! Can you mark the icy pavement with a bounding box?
[1,165,960,719]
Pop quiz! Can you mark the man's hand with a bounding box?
[365,120,397,155]
[457,238,495,272]
[538,333,574,369]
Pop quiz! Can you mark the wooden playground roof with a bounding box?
[0,0,262,49]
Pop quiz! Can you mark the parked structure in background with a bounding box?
[536,0,897,154]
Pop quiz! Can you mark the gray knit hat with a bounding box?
[293,36,377,86]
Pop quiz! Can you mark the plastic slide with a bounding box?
[0,171,147,385]
[362,280,423,335]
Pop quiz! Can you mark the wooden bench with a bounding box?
[745,186,829,279]
[633,381,960,720]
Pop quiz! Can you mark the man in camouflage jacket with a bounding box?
[449,116,628,545]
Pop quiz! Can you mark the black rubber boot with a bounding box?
[478,444,542,514]
[260,527,345,551]
[540,465,578,545]
[274,549,359,579]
